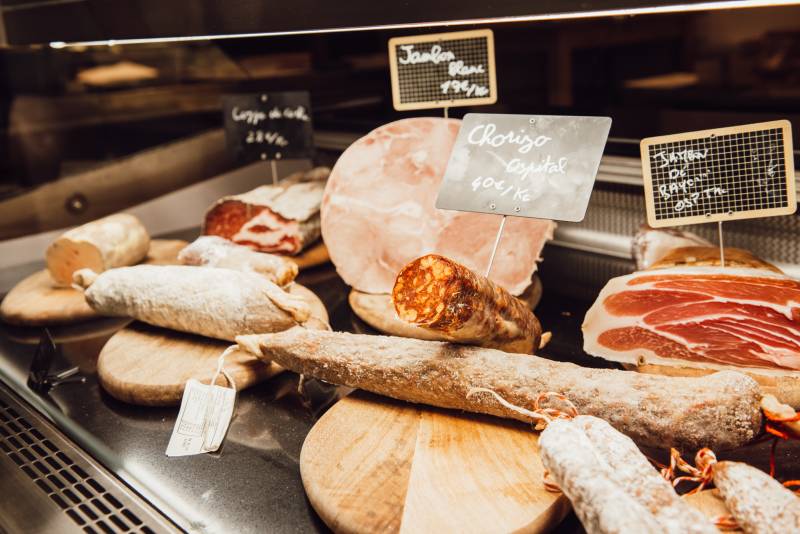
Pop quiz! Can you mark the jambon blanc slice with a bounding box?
[321,117,555,296]
[583,266,800,377]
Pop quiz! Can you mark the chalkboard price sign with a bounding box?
[436,113,612,222]
[641,120,796,227]
[223,91,314,163]
[388,29,497,111]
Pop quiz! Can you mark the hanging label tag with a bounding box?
[388,29,497,111]
[222,91,314,165]
[436,113,611,222]
[166,379,235,457]
[641,120,796,227]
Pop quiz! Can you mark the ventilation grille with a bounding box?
[0,393,163,534]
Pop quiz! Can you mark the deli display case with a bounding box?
[2,2,800,533]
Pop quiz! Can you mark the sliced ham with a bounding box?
[583,264,800,375]
[203,167,329,255]
[321,117,555,295]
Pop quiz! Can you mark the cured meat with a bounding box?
[46,213,150,286]
[713,461,800,533]
[178,236,298,286]
[204,167,329,255]
[583,260,800,375]
[632,225,712,270]
[74,265,310,341]
[321,118,555,296]
[236,327,763,450]
[392,254,541,353]
[539,416,716,534]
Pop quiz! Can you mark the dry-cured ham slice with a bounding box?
[583,265,800,375]
[321,118,555,296]
[203,167,329,255]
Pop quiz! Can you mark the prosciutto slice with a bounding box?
[321,117,555,296]
[583,265,800,375]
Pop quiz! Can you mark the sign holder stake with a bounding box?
[443,107,449,119]
[270,160,278,185]
[718,220,725,267]
[485,215,507,277]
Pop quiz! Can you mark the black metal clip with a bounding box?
[28,329,84,393]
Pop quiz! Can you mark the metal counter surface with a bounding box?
[0,245,798,534]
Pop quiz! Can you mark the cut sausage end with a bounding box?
[46,239,105,286]
[393,254,462,327]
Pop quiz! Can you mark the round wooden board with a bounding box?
[300,391,570,534]
[683,490,739,532]
[349,274,543,340]
[97,322,282,406]
[290,241,330,270]
[0,239,188,326]
[97,283,328,406]
[625,363,800,408]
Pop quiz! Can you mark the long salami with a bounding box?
[46,213,150,286]
[178,235,298,286]
[539,418,665,534]
[75,265,310,341]
[392,254,541,353]
[236,328,762,450]
[713,461,800,534]
[572,416,716,533]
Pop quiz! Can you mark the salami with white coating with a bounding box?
[235,328,762,450]
[75,265,310,341]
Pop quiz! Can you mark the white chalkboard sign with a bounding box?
[641,120,796,227]
[388,29,497,111]
[436,113,612,222]
[223,91,314,163]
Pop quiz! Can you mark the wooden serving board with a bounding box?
[0,239,188,326]
[290,241,330,270]
[683,490,739,532]
[626,363,800,408]
[97,284,328,406]
[97,322,282,406]
[300,391,570,534]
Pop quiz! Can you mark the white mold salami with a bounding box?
[178,236,298,286]
[75,265,310,341]
[46,213,150,286]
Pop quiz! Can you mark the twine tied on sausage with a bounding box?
[467,387,578,493]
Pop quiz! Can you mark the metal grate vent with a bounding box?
[0,392,168,534]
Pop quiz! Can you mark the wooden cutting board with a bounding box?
[300,391,570,534]
[290,241,330,270]
[683,490,739,532]
[0,239,188,326]
[97,322,282,406]
[97,284,328,406]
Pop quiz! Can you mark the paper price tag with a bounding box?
[223,91,314,165]
[641,120,796,227]
[388,29,497,111]
[436,113,611,222]
[166,379,235,457]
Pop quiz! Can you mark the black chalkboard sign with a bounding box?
[641,121,796,227]
[388,29,496,111]
[223,91,314,163]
